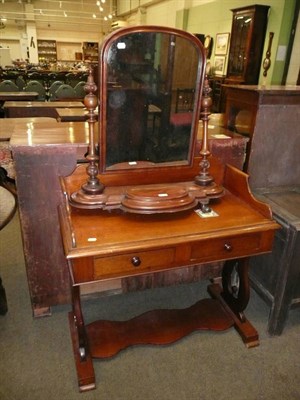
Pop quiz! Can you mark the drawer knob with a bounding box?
[224,243,232,252]
[131,256,141,267]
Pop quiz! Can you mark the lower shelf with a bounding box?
[86,297,233,358]
[69,283,259,392]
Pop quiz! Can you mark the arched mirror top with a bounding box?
[98,25,206,175]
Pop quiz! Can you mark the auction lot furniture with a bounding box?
[4,100,84,118]
[222,85,300,171]
[56,108,98,122]
[0,117,57,140]
[0,92,39,101]
[59,161,278,391]
[222,85,300,335]
[57,26,278,392]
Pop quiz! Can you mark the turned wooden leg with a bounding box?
[69,284,95,392]
[208,257,259,348]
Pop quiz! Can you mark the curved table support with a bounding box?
[69,256,258,391]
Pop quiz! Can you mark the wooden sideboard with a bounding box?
[222,85,300,334]
[59,163,278,391]
[4,100,84,119]
[0,92,39,102]
[222,85,300,172]
[10,123,248,316]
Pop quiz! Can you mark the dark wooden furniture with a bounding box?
[0,92,39,101]
[222,85,300,172]
[224,85,300,335]
[226,5,270,85]
[56,108,96,122]
[3,100,84,118]
[250,186,300,335]
[58,26,278,392]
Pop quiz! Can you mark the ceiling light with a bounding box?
[59,1,62,8]
[99,6,103,12]
[96,1,100,5]
[64,11,67,17]
[104,16,107,21]
[93,14,96,19]
[108,14,112,19]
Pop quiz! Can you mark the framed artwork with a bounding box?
[215,32,230,55]
[214,56,226,76]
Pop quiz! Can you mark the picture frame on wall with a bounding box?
[214,56,226,76]
[215,32,230,55]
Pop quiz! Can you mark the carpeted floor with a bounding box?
[0,211,299,400]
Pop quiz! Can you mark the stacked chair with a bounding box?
[0,80,19,92]
[48,80,64,101]
[23,80,47,101]
[74,81,86,99]
[53,84,77,100]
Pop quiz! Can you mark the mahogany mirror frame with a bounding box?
[97,25,207,186]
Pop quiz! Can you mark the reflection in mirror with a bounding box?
[100,29,204,171]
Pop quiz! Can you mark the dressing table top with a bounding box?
[59,165,278,265]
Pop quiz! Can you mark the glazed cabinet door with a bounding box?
[226,5,270,84]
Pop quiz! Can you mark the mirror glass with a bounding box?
[99,28,205,171]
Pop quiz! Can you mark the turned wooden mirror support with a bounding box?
[79,68,104,196]
[195,75,214,187]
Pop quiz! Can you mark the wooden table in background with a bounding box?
[0,117,58,140]
[0,92,39,102]
[3,101,84,118]
[56,108,95,122]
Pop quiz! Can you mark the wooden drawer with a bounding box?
[190,233,262,263]
[93,247,176,279]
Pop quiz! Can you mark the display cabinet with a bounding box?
[37,39,57,63]
[226,5,270,84]
[82,42,98,62]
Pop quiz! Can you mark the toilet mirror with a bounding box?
[98,26,206,173]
